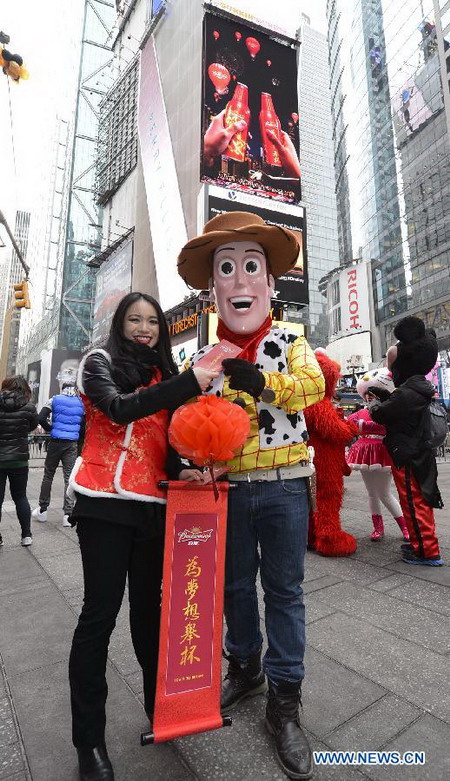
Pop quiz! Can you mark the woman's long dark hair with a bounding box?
[105,292,178,390]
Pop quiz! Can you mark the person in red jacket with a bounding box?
[68,292,217,781]
[304,350,359,556]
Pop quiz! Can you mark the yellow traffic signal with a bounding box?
[13,280,31,309]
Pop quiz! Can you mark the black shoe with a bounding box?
[77,744,114,781]
[221,649,267,714]
[401,551,443,567]
[400,543,413,552]
[265,680,312,780]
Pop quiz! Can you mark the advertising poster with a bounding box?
[207,191,308,305]
[92,238,133,346]
[49,350,83,397]
[201,12,301,205]
[26,361,41,405]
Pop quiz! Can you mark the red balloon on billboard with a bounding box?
[235,31,242,41]
[208,63,231,95]
[213,30,220,40]
[266,59,272,67]
[291,112,299,123]
[245,37,260,59]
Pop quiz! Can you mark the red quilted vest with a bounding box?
[71,368,169,503]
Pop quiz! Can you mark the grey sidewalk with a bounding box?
[1,465,449,780]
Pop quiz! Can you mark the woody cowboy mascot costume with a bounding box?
[178,211,324,780]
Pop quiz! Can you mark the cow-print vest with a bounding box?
[190,328,309,451]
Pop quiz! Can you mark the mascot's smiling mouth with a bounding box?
[230,297,253,310]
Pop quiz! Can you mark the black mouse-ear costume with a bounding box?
[391,316,438,386]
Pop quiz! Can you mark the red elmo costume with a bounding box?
[304,351,359,557]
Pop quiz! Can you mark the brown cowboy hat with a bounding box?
[177,211,301,289]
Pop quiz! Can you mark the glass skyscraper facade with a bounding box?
[328,0,450,355]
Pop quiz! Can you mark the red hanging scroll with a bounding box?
[142,480,230,744]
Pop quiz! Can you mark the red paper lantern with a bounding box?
[266,59,272,67]
[169,396,250,466]
[245,37,260,59]
[235,31,242,41]
[213,30,220,40]
[208,62,231,95]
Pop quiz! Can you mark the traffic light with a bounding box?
[13,280,31,309]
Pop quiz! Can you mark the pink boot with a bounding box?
[371,514,384,541]
[395,516,410,541]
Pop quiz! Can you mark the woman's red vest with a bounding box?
[69,352,169,503]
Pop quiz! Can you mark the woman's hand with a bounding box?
[192,366,219,391]
[179,468,204,482]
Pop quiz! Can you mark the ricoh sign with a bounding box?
[339,265,370,333]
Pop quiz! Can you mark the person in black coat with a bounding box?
[0,375,38,547]
[369,317,443,566]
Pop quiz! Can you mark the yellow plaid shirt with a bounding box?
[189,334,325,474]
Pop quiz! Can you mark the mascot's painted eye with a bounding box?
[244,257,261,274]
[217,258,236,277]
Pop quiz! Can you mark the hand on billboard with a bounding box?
[203,109,247,166]
[193,366,219,391]
[266,129,301,178]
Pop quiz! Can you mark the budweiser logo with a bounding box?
[178,527,213,545]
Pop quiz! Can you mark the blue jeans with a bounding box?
[224,477,309,684]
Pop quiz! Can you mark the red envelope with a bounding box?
[194,340,242,371]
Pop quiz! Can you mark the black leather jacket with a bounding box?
[0,391,38,462]
[81,352,200,422]
[81,352,201,478]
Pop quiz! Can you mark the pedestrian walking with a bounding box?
[370,316,443,566]
[347,368,409,542]
[32,382,84,527]
[67,292,217,781]
[0,376,38,547]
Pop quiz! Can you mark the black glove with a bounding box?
[222,358,265,398]
[367,386,391,402]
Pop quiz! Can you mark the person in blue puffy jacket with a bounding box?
[32,383,85,527]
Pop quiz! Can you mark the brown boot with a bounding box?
[221,649,267,714]
[265,680,312,780]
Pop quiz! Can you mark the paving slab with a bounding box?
[0,583,75,675]
[386,579,450,617]
[301,646,386,738]
[356,713,450,780]
[311,581,450,653]
[368,573,413,592]
[324,694,422,750]
[8,660,193,781]
[307,613,450,724]
[0,742,25,780]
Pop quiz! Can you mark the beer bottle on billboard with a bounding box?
[223,82,250,162]
[260,92,282,167]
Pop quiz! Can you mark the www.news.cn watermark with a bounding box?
[313,751,425,767]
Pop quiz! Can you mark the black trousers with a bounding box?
[0,466,31,537]
[39,439,78,514]
[69,517,164,748]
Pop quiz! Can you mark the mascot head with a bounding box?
[356,368,394,400]
[177,211,300,334]
[314,349,341,400]
[387,316,438,387]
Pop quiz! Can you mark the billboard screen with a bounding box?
[49,350,83,397]
[207,190,308,305]
[27,361,41,405]
[201,12,301,205]
[92,238,133,346]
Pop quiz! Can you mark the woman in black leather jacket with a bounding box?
[0,375,38,547]
[68,292,217,781]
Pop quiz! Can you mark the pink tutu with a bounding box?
[347,408,392,471]
[347,437,392,471]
